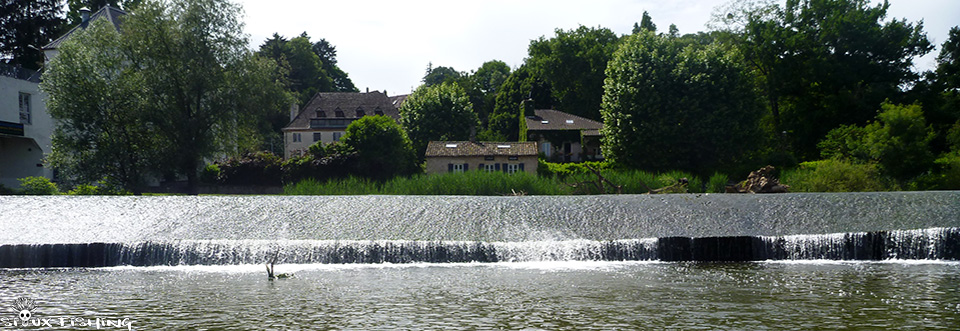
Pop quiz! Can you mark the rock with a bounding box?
[729,166,789,193]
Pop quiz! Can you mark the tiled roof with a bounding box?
[284,91,400,130]
[0,64,40,83]
[390,94,409,109]
[43,6,127,50]
[425,141,538,157]
[525,109,603,131]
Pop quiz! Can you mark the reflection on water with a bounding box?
[1,262,958,329]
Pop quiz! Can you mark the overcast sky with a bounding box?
[234,0,960,97]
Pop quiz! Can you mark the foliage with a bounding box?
[0,184,18,195]
[861,103,936,180]
[818,125,868,160]
[0,0,65,70]
[735,0,932,159]
[66,182,131,195]
[537,160,613,179]
[780,160,888,192]
[280,148,359,184]
[707,172,730,193]
[257,32,356,106]
[200,164,220,184]
[633,11,656,34]
[121,0,288,191]
[18,177,59,195]
[340,115,419,181]
[527,25,620,121]
[489,65,554,140]
[399,82,479,157]
[422,63,462,87]
[600,31,763,175]
[216,152,283,186]
[43,19,160,194]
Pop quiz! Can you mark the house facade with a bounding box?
[0,65,53,188]
[524,109,604,163]
[42,6,126,63]
[424,141,538,175]
[282,91,400,159]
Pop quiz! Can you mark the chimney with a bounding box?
[366,87,369,93]
[469,125,477,143]
[80,7,91,24]
[289,102,299,122]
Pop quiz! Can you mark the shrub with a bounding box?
[216,151,283,186]
[780,160,889,192]
[0,184,17,195]
[707,172,730,193]
[18,176,59,195]
[200,164,220,184]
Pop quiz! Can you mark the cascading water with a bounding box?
[1,192,958,267]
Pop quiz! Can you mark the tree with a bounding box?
[527,25,620,121]
[0,0,65,70]
[735,0,932,159]
[400,82,479,157]
[633,11,656,34]
[600,31,763,174]
[341,116,419,180]
[42,20,159,193]
[488,65,554,141]
[473,60,510,95]
[257,32,357,105]
[423,63,461,86]
[45,0,289,194]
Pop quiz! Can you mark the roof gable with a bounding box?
[43,6,127,50]
[425,141,538,157]
[525,109,603,131]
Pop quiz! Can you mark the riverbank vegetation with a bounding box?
[7,0,958,194]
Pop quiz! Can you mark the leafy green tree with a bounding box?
[0,0,65,70]
[488,65,554,140]
[43,20,160,193]
[473,60,510,94]
[257,32,357,105]
[400,82,479,157]
[46,0,289,194]
[527,25,620,121]
[600,31,762,174]
[422,63,462,87]
[736,0,932,159]
[861,103,936,181]
[633,11,656,34]
[341,116,419,180]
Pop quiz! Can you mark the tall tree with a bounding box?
[422,63,462,87]
[340,116,419,180]
[527,25,620,121]
[42,20,159,193]
[257,33,357,106]
[312,38,357,92]
[601,31,763,174]
[488,65,554,141]
[736,0,932,159]
[0,0,65,70]
[46,0,289,194]
[399,82,479,158]
[633,11,656,34]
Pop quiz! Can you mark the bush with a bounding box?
[780,160,889,192]
[216,151,282,186]
[707,172,730,193]
[200,164,220,184]
[66,182,131,195]
[18,176,59,195]
[0,184,17,195]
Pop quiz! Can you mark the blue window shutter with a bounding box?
[502,163,508,172]
[495,163,500,171]
[464,163,469,171]
[519,163,525,172]
[448,163,453,172]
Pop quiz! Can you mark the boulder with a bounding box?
[727,166,789,193]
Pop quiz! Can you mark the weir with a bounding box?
[1,192,958,267]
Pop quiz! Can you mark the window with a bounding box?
[506,164,520,174]
[483,164,497,172]
[508,156,519,161]
[316,111,326,118]
[334,108,345,117]
[292,133,302,142]
[19,92,31,124]
[333,132,342,142]
[449,163,466,173]
[313,132,322,142]
[541,142,552,157]
[356,110,365,117]
[484,156,494,161]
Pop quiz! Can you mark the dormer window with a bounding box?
[374,107,383,116]
[334,107,344,118]
[316,111,326,118]
[356,110,365,117]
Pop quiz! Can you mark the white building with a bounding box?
[0,65,53,188]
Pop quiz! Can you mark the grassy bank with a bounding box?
[283,169,711,196]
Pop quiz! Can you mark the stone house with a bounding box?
[282,91,400,159]
[524,109,604,163]
[424,141,538,175]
